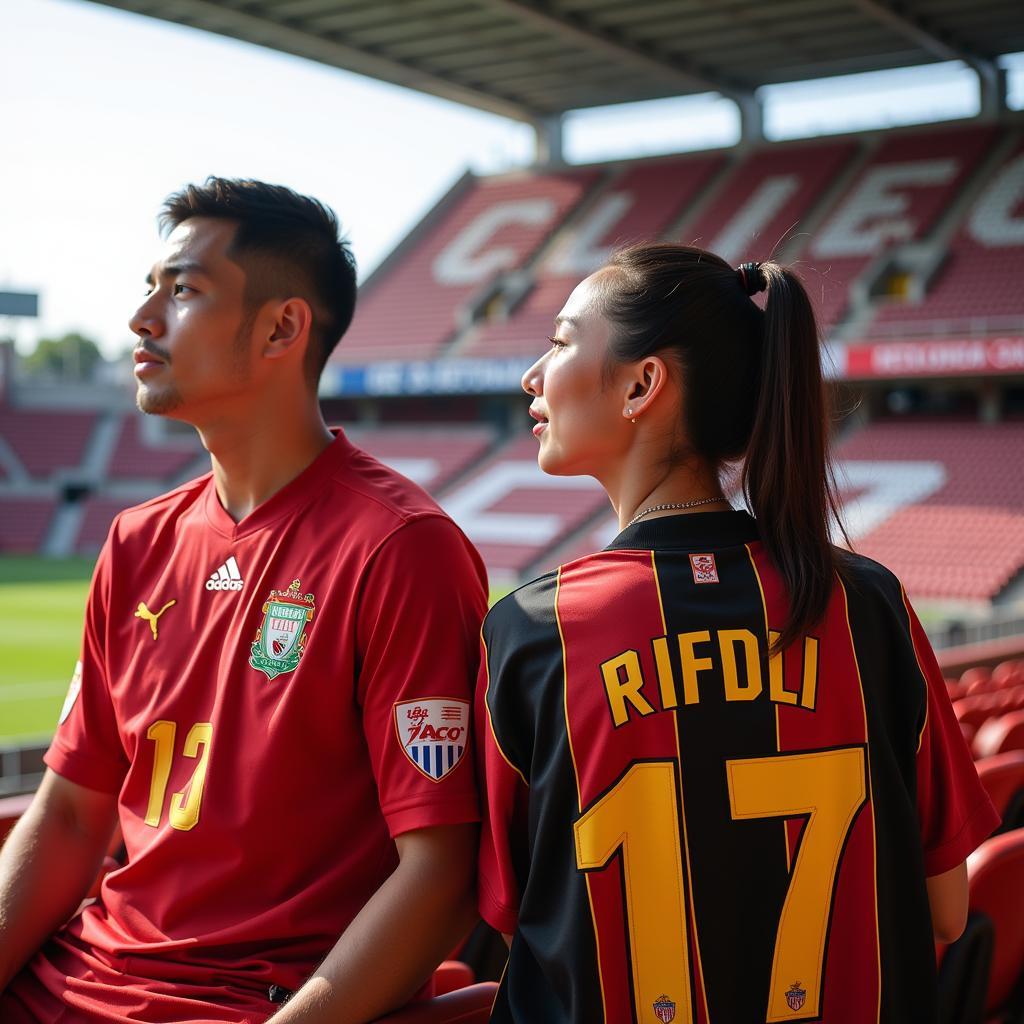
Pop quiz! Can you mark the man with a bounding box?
[0,178,488,1023]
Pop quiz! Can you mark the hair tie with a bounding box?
[737,262,767,296]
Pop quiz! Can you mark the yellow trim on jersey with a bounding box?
[745,543,791,873]
[651,551,711,1023]
[481,629,529,788]
[556,566,610,1023]
[839,577,882,1024]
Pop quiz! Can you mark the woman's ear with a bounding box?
[621,355,670,421]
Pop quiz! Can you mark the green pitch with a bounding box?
[0,557,95,742]
[0,556,515,744]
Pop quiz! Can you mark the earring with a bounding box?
[627,407,637,424]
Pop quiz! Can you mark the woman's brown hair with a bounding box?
[601,243,848,650]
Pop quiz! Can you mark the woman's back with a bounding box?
[479,510,995,1023]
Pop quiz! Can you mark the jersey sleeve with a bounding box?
[355,514,488,838]
[903,588,1000,875]
[476,629,530,936]
[44,535,129,793]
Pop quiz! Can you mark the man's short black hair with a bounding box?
[160,177,357,378]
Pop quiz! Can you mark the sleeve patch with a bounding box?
[58,661,83,725]
[393,698,470,782]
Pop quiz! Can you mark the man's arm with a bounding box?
[0,768,118,990]
[269,822,478,1024]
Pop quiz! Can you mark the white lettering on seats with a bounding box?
[548,192,634,275]
[441,461,601,544]
[835,460,947,539]
[813,160,958,257]
[433,199,557,285]
[968,152,1024,247]
[711,175,799,263]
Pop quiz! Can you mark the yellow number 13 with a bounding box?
[144,720,214,830]
[574,746,867,1023]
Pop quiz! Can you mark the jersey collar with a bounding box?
[203,429,355,540]
[605,509,760,552]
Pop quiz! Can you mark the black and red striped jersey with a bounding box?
[478,510,998,1024]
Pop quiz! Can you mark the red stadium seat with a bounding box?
[372,983,498,1023]
[967,831,1024,1020]
[992,660,1024,689]
[974,751,1024,834]
[433,961,475,997]
[960,667,993,690]
[966,676,1000,698]
[973,709,1024,759]
[954,694,1007,733]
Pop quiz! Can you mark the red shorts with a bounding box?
[1,932,276,1024]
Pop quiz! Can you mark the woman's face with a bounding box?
[521,270,632,478]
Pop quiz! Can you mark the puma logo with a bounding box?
[135,600,176,640]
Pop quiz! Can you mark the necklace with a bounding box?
[626,496,723,528]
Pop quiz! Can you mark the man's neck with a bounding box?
[198,403,334,523]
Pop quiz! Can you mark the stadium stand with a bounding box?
[438,435,608,578]
[463,152,725,356]
[346,424,496,492]
[681,138,859,265]
[75,496,141,554]
[870,135,1024,336]
[834,421,1024,601]
[106,414,202,481]
[0,408,97,478]
[804,125,999,329]
[338,169,602,364]
[0,497,56,552]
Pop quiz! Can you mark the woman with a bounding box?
[476,244,998,1024]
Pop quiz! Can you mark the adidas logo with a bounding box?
[206,556,244,591]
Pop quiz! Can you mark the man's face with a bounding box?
[129,218,255,420]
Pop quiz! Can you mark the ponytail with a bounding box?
[742,264,848,651]
[602,245,848,653]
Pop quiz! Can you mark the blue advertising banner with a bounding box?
[321,357,533,396]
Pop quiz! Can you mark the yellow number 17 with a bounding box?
[574,746,867,1023]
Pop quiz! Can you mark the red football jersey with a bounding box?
[10,432,487,1023]
[478,511,998,1024]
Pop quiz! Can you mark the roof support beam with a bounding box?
[480,0,752,102]
[89,0,540,123]
[853,0,1005,115]
[533,114,565,166]
[851,0,997,74]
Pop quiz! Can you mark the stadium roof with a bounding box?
[89,0,1022,127]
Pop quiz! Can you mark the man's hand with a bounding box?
[0,769,118,989]
[269,822,479,1024]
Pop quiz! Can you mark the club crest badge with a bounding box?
[394,699,470,782]
[785,981,807,1012]
[653,995,676,1023]
[689,552,719,584]
[249,580,315,680]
